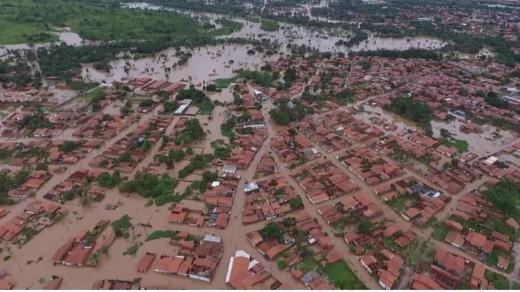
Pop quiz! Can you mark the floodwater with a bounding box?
[355,102,419,134]
[79,3,446,85]
[57,31,84,47]
[431,119,516,156]
[0,31,83,56]
[124,2,446,54]
[47,85,78,105]
[1,190,225,289]
[356,102,518,157]
[81,44,279,84]
[2,1,446,87]
[349,36,445,52]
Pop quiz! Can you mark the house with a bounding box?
[411,273,442,290]
[360,255,378,274]
[466,231,494,254]
[137,252,156,273]
[378,269,397,290]
[225,250,280,289]
[470,262,487,289]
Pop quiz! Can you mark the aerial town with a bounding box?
[0,0,519,290]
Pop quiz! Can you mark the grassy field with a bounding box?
[0,0,240,44]
[260,19,280,31]
[298,255,321,272]
[0,18,56,44]
[440,137,469,152]
[430,221,449,241]
[322,260,366,289]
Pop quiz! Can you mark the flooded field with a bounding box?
[356,102,518,157]
[81,44,279,84]
[125,2,446,54]
[349,36,445,52]
[355,102,419,134]
[0,31,83,56]
[78,3,446,86]
[57,31,84,47]
[431,119,516,156]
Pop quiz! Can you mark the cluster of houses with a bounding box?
[411,248,500,290]
[373,134,475,194]
[291,158,359,204]
[0,200,65,242]
[148,233,223,282]
[375,176,448,225]
[90,116,172,173]
[74,114,138,139]
[128,78,185,96]
[246,211,338,289]
[53,220,115,267]
[473,155,519,181]
[338,146,404,186]
[318,193,383,227]
[242,176,303,224]
[169,178,237,229]
[296,116,351,153]
[346,221,416,289]
[225,249,282,289]
[271,129,319,168]
[1,111,83,138]
[269,51,520,131]
[438,191,518,272]
[254,152,277,178]
[0,139,102,167]
[44,169,107,203]
[4,169,52,201]
[221,86,268,170]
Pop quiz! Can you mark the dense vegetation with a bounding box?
[146,230,178,241]
[97,171,122,188]
[0,0,238,44]
[175,119,205,145]
[238,70,274,87]
[177,86,215,114]
[483,180,520,222]
[0,169,30,204]
[120,172,179,201]
[260,222,284,243]
[111,214,132,238]
[483,91,508,109]
[384,96,432,129]
[155,149,186,169]
[269,98,311,125]
[178,154,214,178]
[0,0,243,84]
[352,49,442,61]
[0,55,38,87]
[338,31,368,47]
